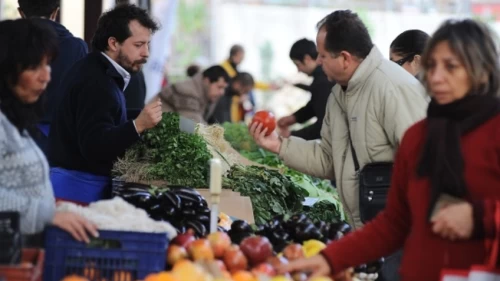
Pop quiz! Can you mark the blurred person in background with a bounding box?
[209,72,255,124]
[390,30,430,77]
[159,65,230,124]
[48,4,162,204]
[278,38,335,140]
[250,10,428,281]
[221,44,280,115]
[186,64,201,77]
[280,19,500,281]
[0,19,97,243]
[17,0,88,156]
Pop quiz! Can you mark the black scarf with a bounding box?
[418,94,500,218]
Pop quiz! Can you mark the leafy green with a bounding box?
[114,113,212,187]
[304,200,343,223]
[223,122,259,152]
[223,165,307,225]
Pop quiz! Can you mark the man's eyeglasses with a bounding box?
[392,53,416,66]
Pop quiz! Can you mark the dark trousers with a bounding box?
[378,249,403,281]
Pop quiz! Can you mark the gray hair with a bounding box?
[422,19,500,97]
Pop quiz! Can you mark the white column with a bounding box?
[61,0,85,39]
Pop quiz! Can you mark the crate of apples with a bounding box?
[156,228,363,281]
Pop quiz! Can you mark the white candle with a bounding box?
[209,159,222,194]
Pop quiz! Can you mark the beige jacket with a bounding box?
[279,46,428,229]
[158,73,216,124]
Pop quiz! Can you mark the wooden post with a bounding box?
[84,0,103,48]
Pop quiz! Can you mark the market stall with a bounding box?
[0,113,382,281]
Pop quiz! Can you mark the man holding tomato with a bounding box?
[250,10,428,281]
[278,39,335,140]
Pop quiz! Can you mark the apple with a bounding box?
[188,239,215,261]
[172,229,196,248]
[223,245,248,272]
[240,236,274,266]
[251,263,276,277]
[215,259,228,272]
[283,244,304,261]
[167,245,188,266]
[207,231,232,258]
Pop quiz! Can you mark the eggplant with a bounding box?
[120,192,152,208]
[295,224,317,243]
[319,223,331,238]
[186,220,207,237]
[182,201,195,208]
[163,192,181,210]
[182,209,197,216]
[228,230,252,244]
[195,214,210,223]
[338,222,352,234]
[217,226,228,233]
[290,214,307,224]
[171,188,203,203]
[254,224,267,236]
[315,221,326,230]
[198,207,210,216]
[164,206,177,217]
[230,220,253,233]
[270,230,290,243]
[268,219,281,231]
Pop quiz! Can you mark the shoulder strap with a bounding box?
[347,128,360,173]
[334,94,360,173]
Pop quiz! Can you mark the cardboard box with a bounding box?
[196,189,255,223]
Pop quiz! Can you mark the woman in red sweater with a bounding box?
[281,19,500,281]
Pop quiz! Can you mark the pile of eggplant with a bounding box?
[113,183,211,237]
[254,214,352,252]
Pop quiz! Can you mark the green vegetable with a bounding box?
[223,122,259,152]
[223,165,307,224]
[304,200,343,223]
[113,113,212,187]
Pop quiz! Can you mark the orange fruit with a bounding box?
[112,270,132,281]
[61,275,89,281]
[156,272,180,281]
[231,270,256,281]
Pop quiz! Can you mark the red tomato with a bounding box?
[251,111,276,136]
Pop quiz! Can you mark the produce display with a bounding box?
[113,112,212,187]
[223,165,307,224]
[113,184,220,237]
[144,217,382,281]
[251,111,277,136]
[56,197,177,238]
[222,122,345,222]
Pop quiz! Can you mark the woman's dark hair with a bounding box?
[91,4,159,52]
[289,38,318,62]
[18,0,60,18]
[422,19,500,97]
[202,66,230,83]
[317,10,373,59]
[0,18,58,133]
[390,29,430,60]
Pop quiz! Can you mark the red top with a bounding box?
[321,115,500,281]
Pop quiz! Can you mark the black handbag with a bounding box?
[347,127,393,223]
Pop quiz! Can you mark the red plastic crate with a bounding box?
[0,249,44,281]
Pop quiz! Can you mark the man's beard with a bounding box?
[117,51,147,74]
